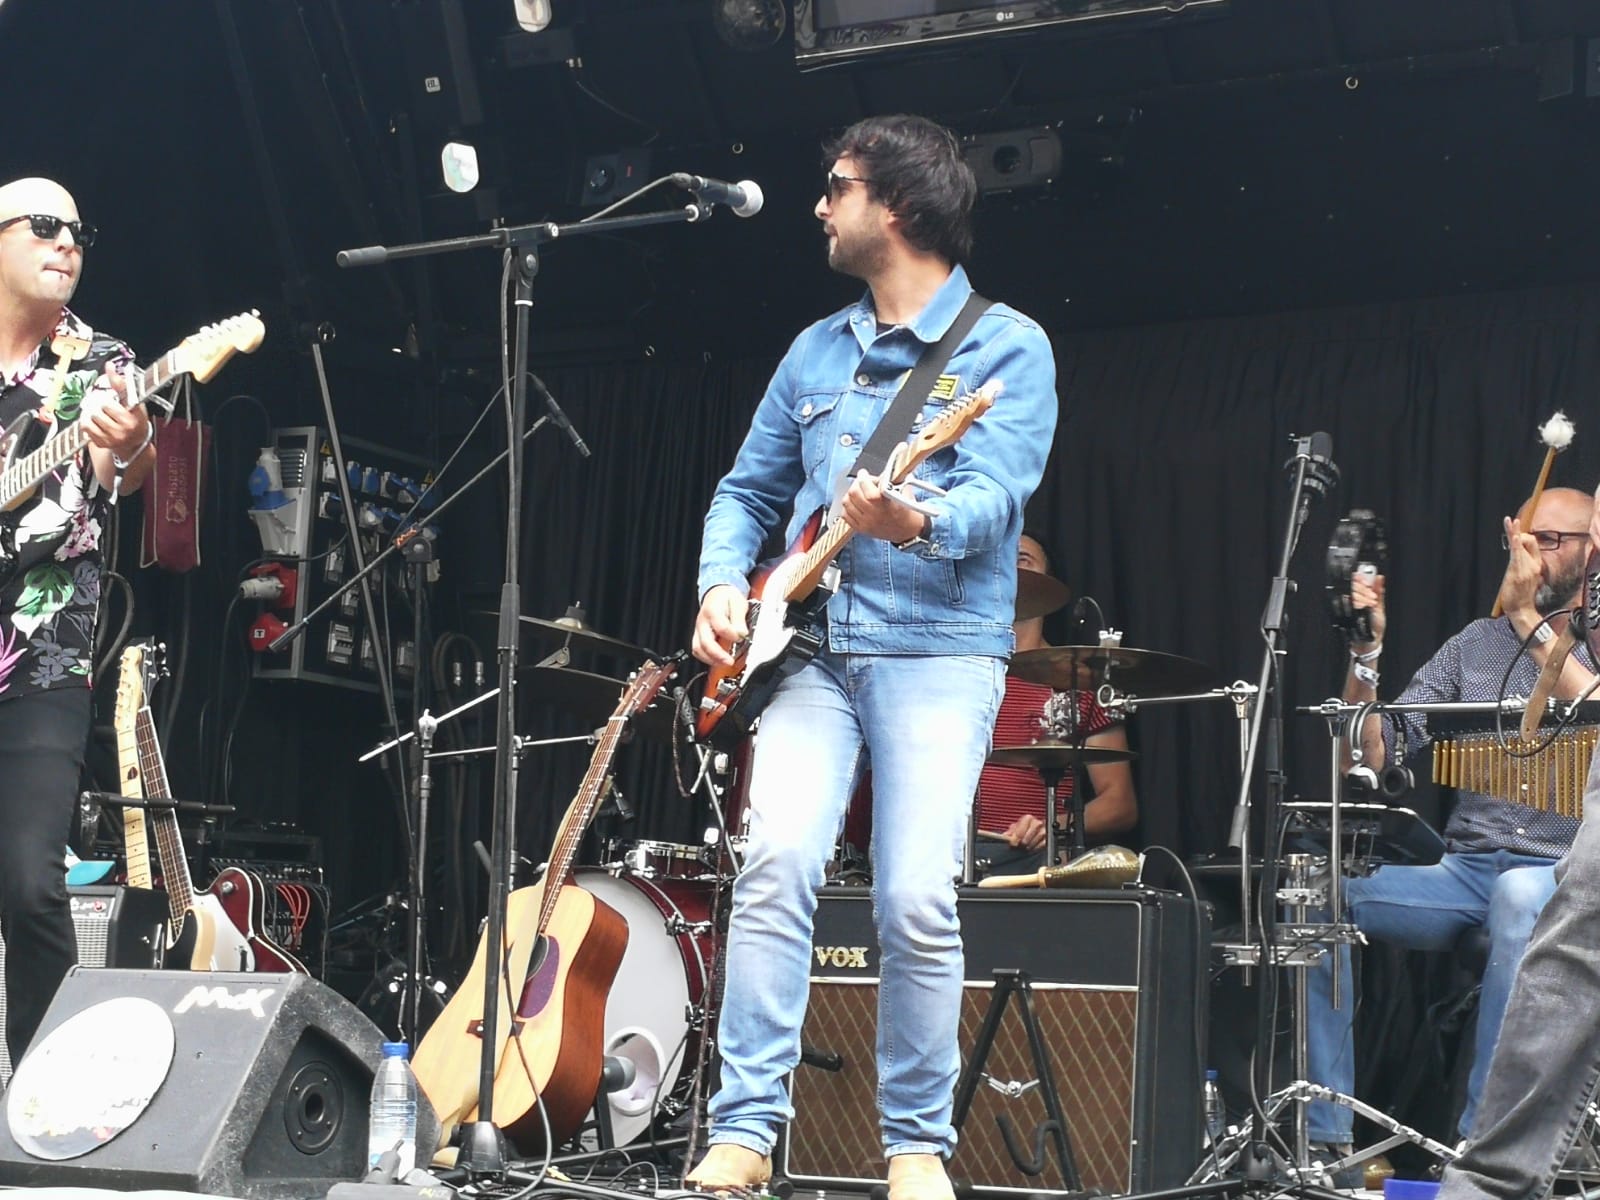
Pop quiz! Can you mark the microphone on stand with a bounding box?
[529,373,590,459]
[1288,430,1340,498]
[669,173,765,218]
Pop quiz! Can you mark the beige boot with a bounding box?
[685,1144,773,1196]
[887,1153,955,1200]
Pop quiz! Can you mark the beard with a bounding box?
[827,225,890,281]
[1536,554,1588,615]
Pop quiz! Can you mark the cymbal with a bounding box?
[987,740,1138,770]
[519,666,677,742]
[472,611,649,660]
[1008,645,1214,697]
[1015,569,1071,621]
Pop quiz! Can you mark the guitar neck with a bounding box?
[535,718,629,933]
[114,708,154,891]
[785,518,859,602]
[132,704,197,931]
[0,355,166,508]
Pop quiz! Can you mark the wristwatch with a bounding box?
[893,515,933,552]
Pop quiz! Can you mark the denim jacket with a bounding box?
[697,265,1058,657]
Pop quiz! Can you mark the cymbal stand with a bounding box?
[1041,678,1089,859]
[1103,681,1260,774]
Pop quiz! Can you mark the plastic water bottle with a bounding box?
[368,1041,419,1176]
[1202,1068,1226,1147]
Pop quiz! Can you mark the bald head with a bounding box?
[0,177,78,224]
[1530,487,1594,533]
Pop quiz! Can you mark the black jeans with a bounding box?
[0,686,89,1065]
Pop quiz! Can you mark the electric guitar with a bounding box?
[0,312,265,584]
[413,658,677,1153]
[114,641,306,973]
[694,383,998,744]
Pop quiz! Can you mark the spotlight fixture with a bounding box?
[441,142,481,193]
[961,128,1063,195]
[712,0,787,52]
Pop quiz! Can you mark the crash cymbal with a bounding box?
[1008,645,1214,697]
[1015,568,1071,621]
[986,740,1139,770]
[471,610,650,660]
[519,666,677,742]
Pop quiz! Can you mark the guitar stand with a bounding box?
[950,968,1084,1194]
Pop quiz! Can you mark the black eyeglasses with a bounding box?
[0,213,97,248]
[1501,529,1590,551]
[825,170,871,201]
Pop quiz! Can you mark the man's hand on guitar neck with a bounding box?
[83,363,154,493]
[693,584,750,667]
[839,467,928,545]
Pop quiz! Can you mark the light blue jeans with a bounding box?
[707,648,1005,1160]
[1305,850,1558,1144]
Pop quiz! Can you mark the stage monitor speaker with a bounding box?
[781,886,1208,1197]
[0,884,167,1082]
[0,968,434,1197]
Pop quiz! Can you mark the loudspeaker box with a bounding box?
[781,885,1208,1196]
[0,968,435,1197]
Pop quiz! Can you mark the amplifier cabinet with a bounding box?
[781,886,1208,1197]
[0,885,166,1082]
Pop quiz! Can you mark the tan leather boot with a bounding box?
[887,1153,955,1200]
[685,1144,773,1196]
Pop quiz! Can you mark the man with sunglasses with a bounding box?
[689,116,1056,1200]
[0,176,153,1067]
[1303,486,1597,1174]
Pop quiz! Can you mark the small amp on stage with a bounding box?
[782,885,1208,1197]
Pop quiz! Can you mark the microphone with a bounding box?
[1287,430,1340,499]
[670,173,764,218]
[600,1055,637,1094]
[529,372,590,458]
[336,245,388,268]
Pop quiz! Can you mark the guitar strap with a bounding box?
[851,290,991,481]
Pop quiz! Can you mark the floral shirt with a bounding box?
[0,308,131,701]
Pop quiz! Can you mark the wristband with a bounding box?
[1352,661,1380,688]
[1350,642,1383,663]
[1531,622,1555,645]
[111,423,155,470]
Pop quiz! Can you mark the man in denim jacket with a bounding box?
[688,115,1057,1200]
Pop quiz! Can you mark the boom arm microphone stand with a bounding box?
[337,195,724,1178]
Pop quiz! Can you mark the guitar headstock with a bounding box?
[172,311,266,383]
[618,659,678,721]
[901,379,1001,473]
[114,641,168,729]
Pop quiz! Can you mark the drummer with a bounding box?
[975,531,1137,875]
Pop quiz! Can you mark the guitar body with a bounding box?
[414,883,549,1148]
[208,866,308,974]
[483,885,629,1152]
[697,507,831,745]
[166,891,256,972]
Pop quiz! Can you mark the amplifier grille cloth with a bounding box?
[787,981,1139,1194]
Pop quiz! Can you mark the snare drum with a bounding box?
[574,868,718,1145]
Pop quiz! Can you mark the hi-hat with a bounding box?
[520,666,677,742]
[1015,569,1071,621]
[472,610,649,660]
[1008,645,1214,697]
[986,740,1138,770]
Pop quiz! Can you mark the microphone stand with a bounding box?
[1221,433,1338,1191]
[336,197,719,1179]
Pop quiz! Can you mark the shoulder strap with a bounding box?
[853,291,990,479]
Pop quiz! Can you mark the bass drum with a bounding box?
[573,868,718,1145]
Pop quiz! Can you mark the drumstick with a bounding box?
[1493,411,1575,618]
[976,828,1010,841]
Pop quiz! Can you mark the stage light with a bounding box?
[441,141,480,193]
[961,128,1063,195]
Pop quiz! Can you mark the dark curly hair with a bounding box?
[822,114,977,265]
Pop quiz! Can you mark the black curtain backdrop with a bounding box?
[483,280,1600,873]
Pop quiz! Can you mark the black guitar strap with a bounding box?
[851,290,991,481]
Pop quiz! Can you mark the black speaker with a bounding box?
[0,968,433,1196]
[781,886,1208,1196]
[0,885,167,1081]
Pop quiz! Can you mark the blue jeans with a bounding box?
[1439,753,1600,1200]
[707,649,1005,1159]
[1305,850,1558,1144]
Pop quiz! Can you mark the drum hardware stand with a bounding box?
[1103,681,1259,774]
[950,969,1085,1194]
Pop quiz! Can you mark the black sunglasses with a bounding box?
[826,170,871,201]
[0,213,97,248]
